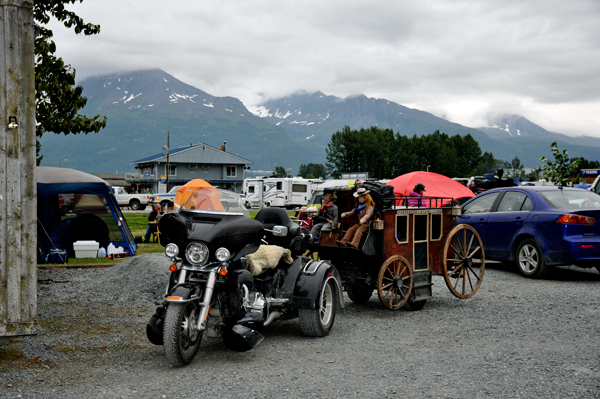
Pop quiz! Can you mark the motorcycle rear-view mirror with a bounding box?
[270,225,288,237]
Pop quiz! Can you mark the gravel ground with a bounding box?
[1,254,599,399]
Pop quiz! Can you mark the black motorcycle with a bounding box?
[146,187,343,366]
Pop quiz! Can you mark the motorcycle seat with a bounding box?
[254,208,310,255]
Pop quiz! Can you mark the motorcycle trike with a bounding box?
[146,187,343,366]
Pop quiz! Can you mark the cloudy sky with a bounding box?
[48,0,600,137]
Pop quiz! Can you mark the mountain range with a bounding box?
[39,69,322,174]
[39,69,600,175]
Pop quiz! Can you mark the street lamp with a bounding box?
[427,165,431,172]
[59,158,67,168]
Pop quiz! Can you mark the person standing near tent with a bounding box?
[407,183,426,207]
[144,203,162,243]
[337,188,375,249]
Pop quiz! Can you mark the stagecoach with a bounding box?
[304,188,486,310]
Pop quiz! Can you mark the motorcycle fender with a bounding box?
[290,258,344,312]
[166,283,202,303]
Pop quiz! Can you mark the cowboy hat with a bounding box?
[353,187,371,197]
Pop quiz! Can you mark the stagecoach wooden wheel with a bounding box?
[443,224,485,299]
[377,255,413,310]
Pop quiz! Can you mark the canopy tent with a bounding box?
[387,171,475,206]
[37,167,137,262]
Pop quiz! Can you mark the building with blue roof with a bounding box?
[126,141,253,193]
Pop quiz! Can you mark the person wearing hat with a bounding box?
[310,188,339,243]
[337,187,375,249]
[407,183,426,207]
[165,200,180,213]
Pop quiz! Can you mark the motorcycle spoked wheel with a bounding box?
[163,301,202,366]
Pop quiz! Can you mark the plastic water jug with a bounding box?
[107,243,117,256]
[97,247,106,258]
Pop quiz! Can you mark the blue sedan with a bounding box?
[457,186,600,278]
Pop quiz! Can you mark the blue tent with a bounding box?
[37,167,137,263]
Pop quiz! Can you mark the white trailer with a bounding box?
[243,178,319,209]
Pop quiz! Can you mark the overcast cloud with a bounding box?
[48,0,600,136]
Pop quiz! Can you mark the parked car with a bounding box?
[152,185,182,208]
[112,186,151,210]
[457,186,600,278]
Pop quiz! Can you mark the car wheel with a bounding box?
[516,238,548,278]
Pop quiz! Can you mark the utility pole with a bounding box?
[166,131,170,190]
[0,0,37,338]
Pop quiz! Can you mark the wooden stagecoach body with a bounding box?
[309,188,485,310]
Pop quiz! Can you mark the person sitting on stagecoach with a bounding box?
[337,187,375,249]
[310,188,339,243]
[407,183,426,207]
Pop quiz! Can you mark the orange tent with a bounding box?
[175,179,225,211]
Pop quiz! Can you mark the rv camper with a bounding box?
[243,177,319,209]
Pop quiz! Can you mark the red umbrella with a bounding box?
[386,171,474,206]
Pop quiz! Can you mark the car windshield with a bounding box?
[180,187,249,216]
[538,190,600,209]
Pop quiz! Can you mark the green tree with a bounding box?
[452,134,483,176]
[540,141,581,187]
[298,163,326,179]
[570,157,600,178]
[525,167,542,181]
[34,0,107,164]
[272,166,288,178]
[502,156,525,180]
[326,126,486,179]
[471,151,504,176]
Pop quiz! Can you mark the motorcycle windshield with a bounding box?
[180,188,249,216]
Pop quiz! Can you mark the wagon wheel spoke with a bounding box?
[465,267,475,292]
[448,243,464,260]
[465,233,475,257]
[443,225,485,299]
[377,256,413,310]
[466,265,483,282]
[468,246,481,259]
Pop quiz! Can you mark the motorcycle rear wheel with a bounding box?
[299,278,337,337]
[164,302,202,366]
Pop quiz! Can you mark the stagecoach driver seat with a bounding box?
[254,208,311,255]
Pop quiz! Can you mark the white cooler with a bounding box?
[73,240,99,258]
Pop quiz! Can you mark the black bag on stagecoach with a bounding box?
[360,181,395,210]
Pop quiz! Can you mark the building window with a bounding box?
[165,165,176,176]
[227,166,236,177]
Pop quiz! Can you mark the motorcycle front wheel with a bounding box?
[163,301,202,366]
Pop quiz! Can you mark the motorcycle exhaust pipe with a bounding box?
[263,311,281,327]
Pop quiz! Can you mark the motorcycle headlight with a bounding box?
[215,247,231,262]
[185,242,209,265]
[164,243,179,258]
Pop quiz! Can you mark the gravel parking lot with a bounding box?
[1,254,599,399]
